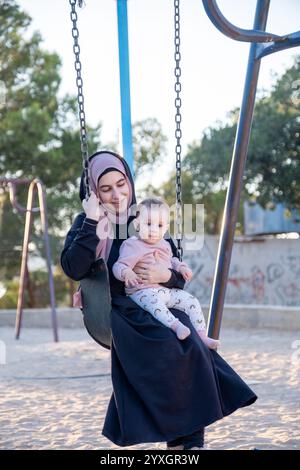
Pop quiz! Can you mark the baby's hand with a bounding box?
[179,266,193,282]
[123,269,140,288]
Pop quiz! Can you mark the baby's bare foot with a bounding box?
[197,330,220,349]
[171,320,191,340]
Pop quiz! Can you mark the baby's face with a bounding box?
[137,206,169,244]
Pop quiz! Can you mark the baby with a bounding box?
[112,197,220,349]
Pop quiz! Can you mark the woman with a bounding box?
[60,150,257,450]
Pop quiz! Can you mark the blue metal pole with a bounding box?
[116,0,134,176]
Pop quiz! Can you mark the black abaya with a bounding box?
[61,211,257,447]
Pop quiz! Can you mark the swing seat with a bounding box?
[79,258,112,350]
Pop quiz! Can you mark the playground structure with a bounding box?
[69,0,300,349]
[202,0,300,338]
[8,1,299,344]
[0,177,58,341]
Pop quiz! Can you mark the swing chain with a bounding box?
[69,0,90,200]
[174,0,183,262]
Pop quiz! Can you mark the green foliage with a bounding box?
[246,57,300,209]
[124,58,300,236]
[2,1,299,307]
[0,268,72,309]
[0,0,102,285]
[133,118,167,178]
[178,55,300,233]
[0,1,171,308]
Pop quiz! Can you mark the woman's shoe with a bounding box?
[166,444,184,450]
[184,445,206,450]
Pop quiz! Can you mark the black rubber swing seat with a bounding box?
[79,258,112,350]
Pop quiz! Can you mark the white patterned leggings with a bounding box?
[129,287,206,332]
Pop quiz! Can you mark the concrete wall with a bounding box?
[1,236,299,333]
[1,305,299,331]
[183,236,300,306]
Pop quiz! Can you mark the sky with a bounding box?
[17,0,300,189]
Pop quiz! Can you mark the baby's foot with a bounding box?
[197,330,220,349]
[171,319,191,340]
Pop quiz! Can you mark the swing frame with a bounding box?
[69,0,300,349]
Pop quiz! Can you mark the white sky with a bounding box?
[18,0,300,189]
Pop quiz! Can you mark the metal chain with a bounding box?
[69,0,90,200]
[174,0,183,261]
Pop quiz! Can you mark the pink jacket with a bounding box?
[112,236,189,295]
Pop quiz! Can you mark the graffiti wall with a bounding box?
[183,236,300,306]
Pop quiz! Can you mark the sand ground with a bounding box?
[0,326,299,450]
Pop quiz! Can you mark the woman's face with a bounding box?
[97,170,130,214]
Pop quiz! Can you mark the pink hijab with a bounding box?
[73,152,134,309]
[88,152,133,261]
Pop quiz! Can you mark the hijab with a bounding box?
[79,150,137,262]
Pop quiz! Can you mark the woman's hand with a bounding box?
[82,191,103,221]
[132,251,172,284]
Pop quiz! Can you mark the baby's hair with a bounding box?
[136,197,169,217]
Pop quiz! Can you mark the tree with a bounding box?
[132,118,167,179]
[177,56,300,234]
[246,57,300,209]
[0,1,172,307]
[0,0,101,305]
